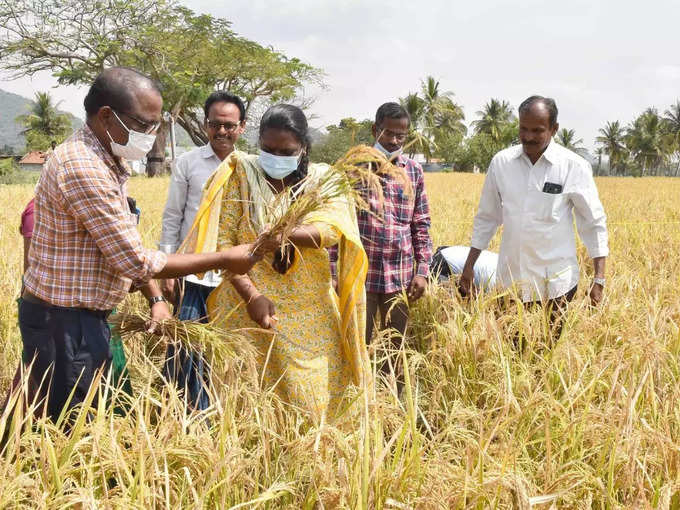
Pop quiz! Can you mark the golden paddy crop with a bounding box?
[0,174,679,508]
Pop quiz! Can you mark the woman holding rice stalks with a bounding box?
[181,104,370,422]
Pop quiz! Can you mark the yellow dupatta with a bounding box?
[179,151,370,388]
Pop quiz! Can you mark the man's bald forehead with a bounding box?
[83,66,161,117]
[103,67,159,92]
[518,95,558,126]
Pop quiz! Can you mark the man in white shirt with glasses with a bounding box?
[459,95,608,340]
[159,91,246,409]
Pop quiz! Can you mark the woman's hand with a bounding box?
[246,293,278,329]
[253,231,282,255]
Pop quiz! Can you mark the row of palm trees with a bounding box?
[596,104,680,176]
[17,85,680,177]
[398,77,680,176]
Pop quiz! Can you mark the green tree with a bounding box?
[400,76,465,161]
[593,147,604,176]
[454,118,518,172]
[596,121,627,175]
[555,128,588,158]
[663,101,680,176]
[0,0,322,175]
[472,99,514,141]
[663,101,680,140]
[625,108,673,176]
[311,118,373,164]
[15,91,72,151]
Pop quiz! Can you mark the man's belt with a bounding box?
[21,291,112,318]
[21,291,51,307]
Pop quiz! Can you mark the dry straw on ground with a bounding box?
[0,173,679,508]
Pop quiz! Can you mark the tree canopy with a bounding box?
[16,92,72,151]
[0,0,322,174]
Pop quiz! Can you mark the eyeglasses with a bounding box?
[379,128,408,142]
[206,120,241,132]
[114,109,161,135]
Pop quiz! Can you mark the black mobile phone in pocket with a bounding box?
[542,182,563,194]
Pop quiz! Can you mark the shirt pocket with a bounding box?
[384,184,412,225]
[532,190,566,223]
[383,224,412,254]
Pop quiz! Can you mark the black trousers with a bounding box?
[18,299,112,421]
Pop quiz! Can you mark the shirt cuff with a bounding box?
[158,243,178,254]
[416,261,430,278]
[133,250,168,288]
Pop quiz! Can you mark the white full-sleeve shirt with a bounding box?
[159,143,223,287]
[470,141,609,302]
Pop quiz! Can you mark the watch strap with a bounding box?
[149,295,167,306]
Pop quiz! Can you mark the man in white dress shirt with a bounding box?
[159,91,246,409]
[459,96,608,337]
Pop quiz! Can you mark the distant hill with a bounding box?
[0,88,83,153]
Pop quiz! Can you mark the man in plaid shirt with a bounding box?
[18,67,262,421]
[332,102,432,359]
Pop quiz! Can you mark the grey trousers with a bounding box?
[366,292,409,390]
[365,291,409,344]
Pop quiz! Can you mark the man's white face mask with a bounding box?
[107,110,157,161]
[374,141,402,160]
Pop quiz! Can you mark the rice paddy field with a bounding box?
[0,173,679,508]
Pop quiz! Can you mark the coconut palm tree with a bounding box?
[593,147,604,175]
[16,91,72,150]
[625,108,672,176]
[664,101,680,176]
[400,76,466,161]
[399,93,424,128]
[418,76,466,138]
[596,121,627,175]
[663,100,680,139]
[472,98,514,141]
[555,128,589,160]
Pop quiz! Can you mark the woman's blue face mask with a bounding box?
[258,149,302,180]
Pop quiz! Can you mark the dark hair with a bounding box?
[84,67,161,117]
[259,104,311,183]
[518,95,558,127]
[375,102,410,127]
[203,91,246,122]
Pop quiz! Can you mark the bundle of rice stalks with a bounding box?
[252,165,355,255]
[110,310,259,371]
[333,144,413,207]
[252,144,412,255]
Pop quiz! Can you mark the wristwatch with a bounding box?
[592,277,606,287]
[149,295,167,306]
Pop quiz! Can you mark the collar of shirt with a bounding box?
[514,140,560,168]
[394,153,408,167]
[82,124,132,181]
[201,142,221,160]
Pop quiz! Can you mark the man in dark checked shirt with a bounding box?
[331,102,433,373]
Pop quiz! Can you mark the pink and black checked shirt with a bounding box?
[23,126,167,311]
[330,153,433,294]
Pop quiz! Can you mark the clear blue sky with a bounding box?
[3,0,679,150]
